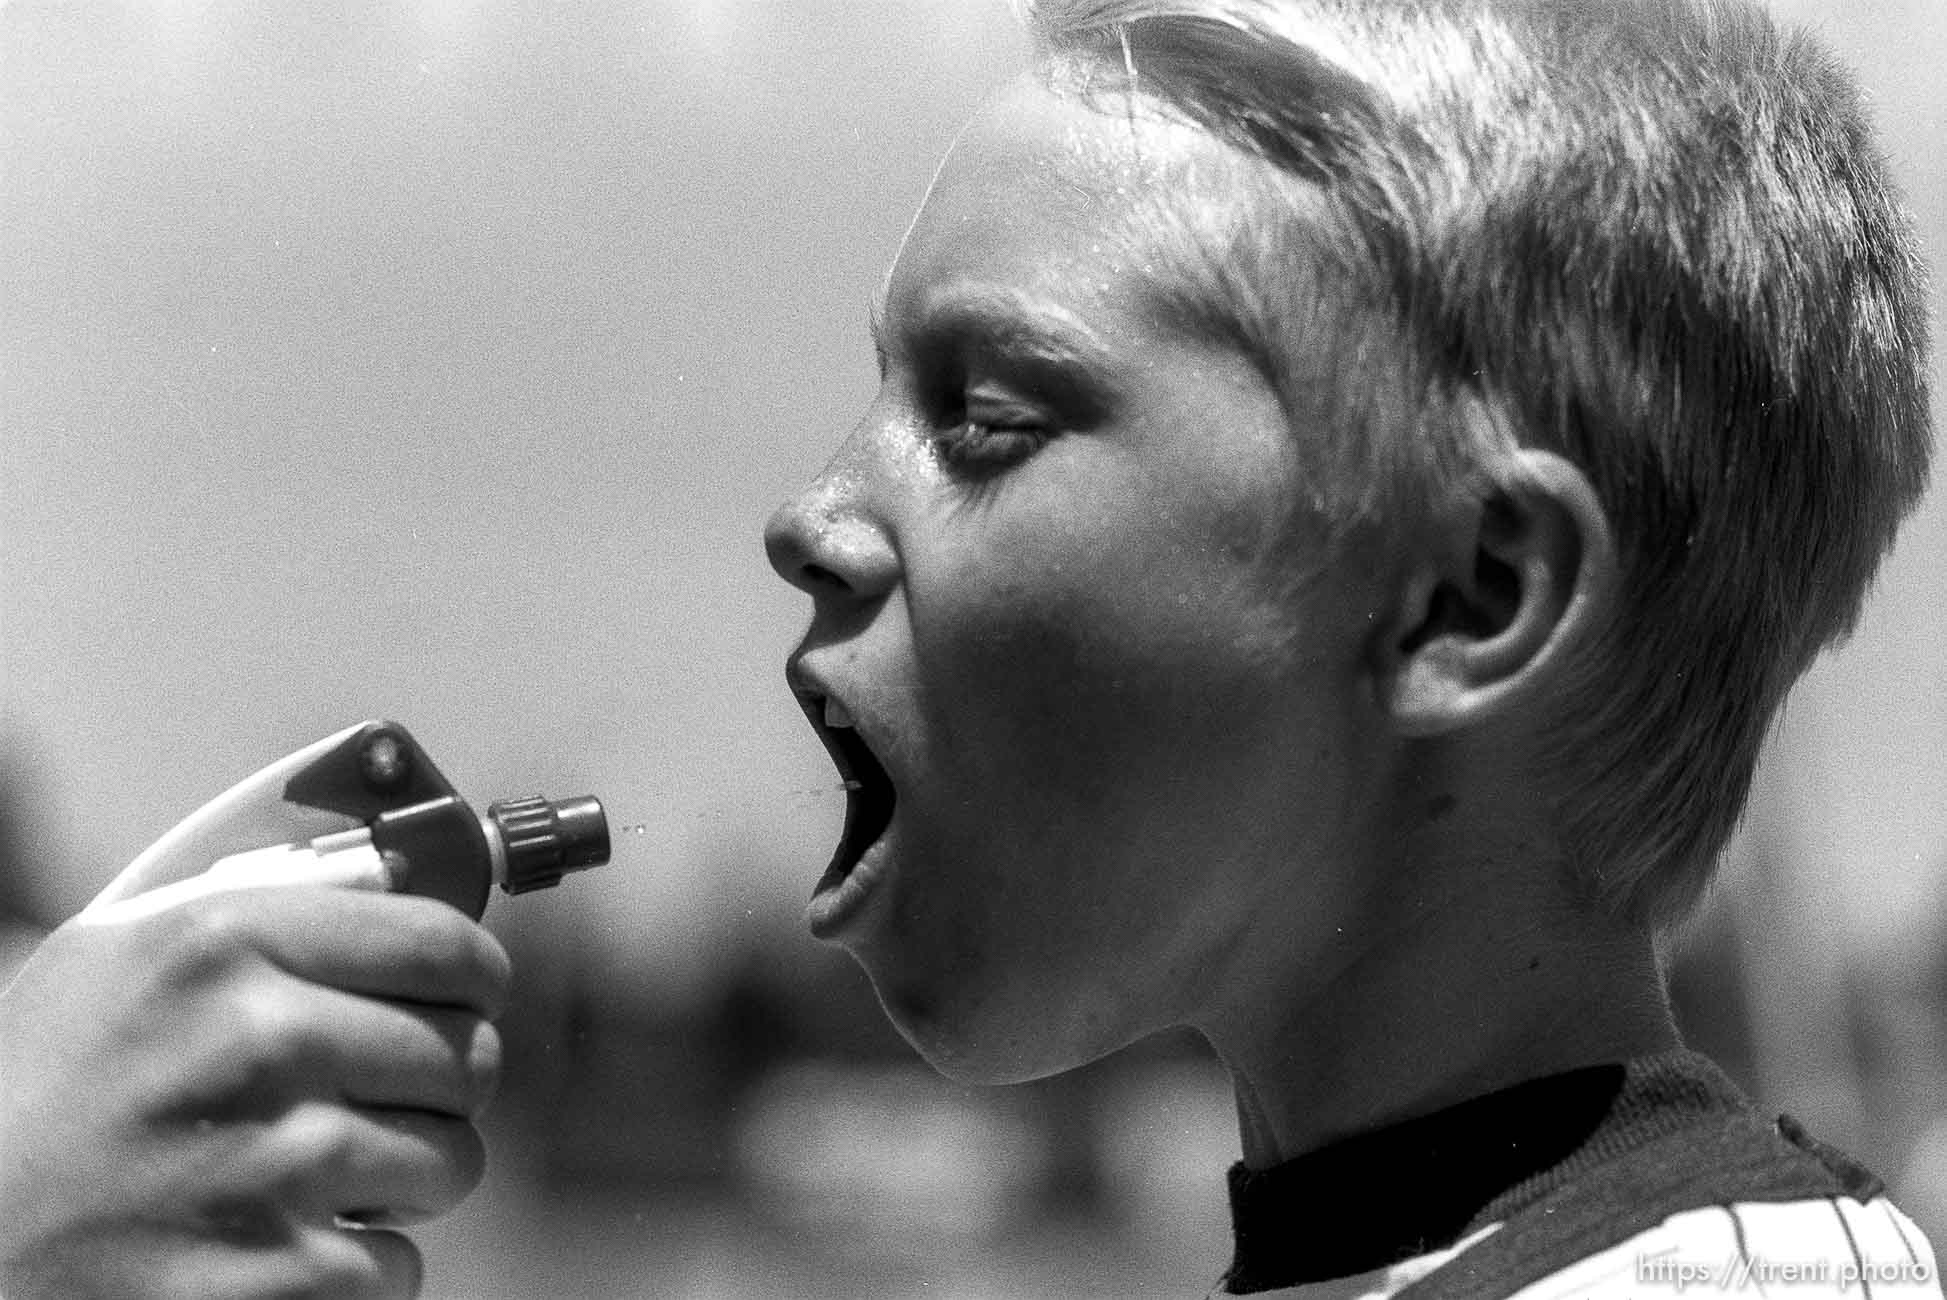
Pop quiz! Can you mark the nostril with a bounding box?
[763,506,854,595]
[801,561,846,590]
[763,486,899,602]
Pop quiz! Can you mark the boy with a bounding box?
[0,0,1935,1296]
[762,0,1935,1295]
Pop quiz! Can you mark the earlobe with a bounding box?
[1381,447,1616,739]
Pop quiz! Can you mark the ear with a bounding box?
[1378,438,1617,739]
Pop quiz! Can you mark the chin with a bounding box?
[856,954,1129,1086]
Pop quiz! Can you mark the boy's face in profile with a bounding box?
[768,79,1396,1083]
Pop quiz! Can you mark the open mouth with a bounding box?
[796,688,897,890]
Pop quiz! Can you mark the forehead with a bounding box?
[878,77,1231,337]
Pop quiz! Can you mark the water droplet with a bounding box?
[607,781,864,834]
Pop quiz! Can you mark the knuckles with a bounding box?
[226,983,329,1091]
[273,1104,363,1194]
[210,1101,489,1228]
[160,983,326,1117]
[150,891,277,987]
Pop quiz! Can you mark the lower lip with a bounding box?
[805,831,893,939]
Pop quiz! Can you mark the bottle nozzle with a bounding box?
[484,794,612,895]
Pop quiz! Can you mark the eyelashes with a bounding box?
[934,424,1050,475]
[927,379,1057,477]
[933,414,1051,475]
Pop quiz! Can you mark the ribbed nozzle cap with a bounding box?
[485,794,611,895]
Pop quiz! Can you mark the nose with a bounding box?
[764,462,900,606]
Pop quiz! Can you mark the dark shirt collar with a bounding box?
[1223,1051,1750,1294]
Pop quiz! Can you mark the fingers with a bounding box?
[238,1101,487,1226]
[155,960,502,1131]
[23,1219,425,1300]
[312,1226,423,1300]
[330,997,502,1117]
[181,1223,422,1300]
[188,1103,485,1236]
[144,1085,480,1293]
[260,891,510,1018]
[1,885,496,1300]
[168,886,512,1018]
[322,1110,487,1226]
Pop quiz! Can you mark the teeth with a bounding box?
[824,697,855,729]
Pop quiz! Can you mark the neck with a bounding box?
[1199,829,1679,1170]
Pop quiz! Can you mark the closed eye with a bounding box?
[932,386,1052,475]
[934,420,1049,474]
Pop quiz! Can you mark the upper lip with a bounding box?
[786,658,846,743]
[787,657,898,883]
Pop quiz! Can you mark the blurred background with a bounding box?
[1,0,1942,1295]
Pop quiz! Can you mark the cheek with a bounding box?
[909,545,1309,834]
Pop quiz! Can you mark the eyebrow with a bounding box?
[869,283,1120,376]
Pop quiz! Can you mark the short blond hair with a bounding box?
[1023,0,1934,925]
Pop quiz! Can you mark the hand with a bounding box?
[0,885,509,1299]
